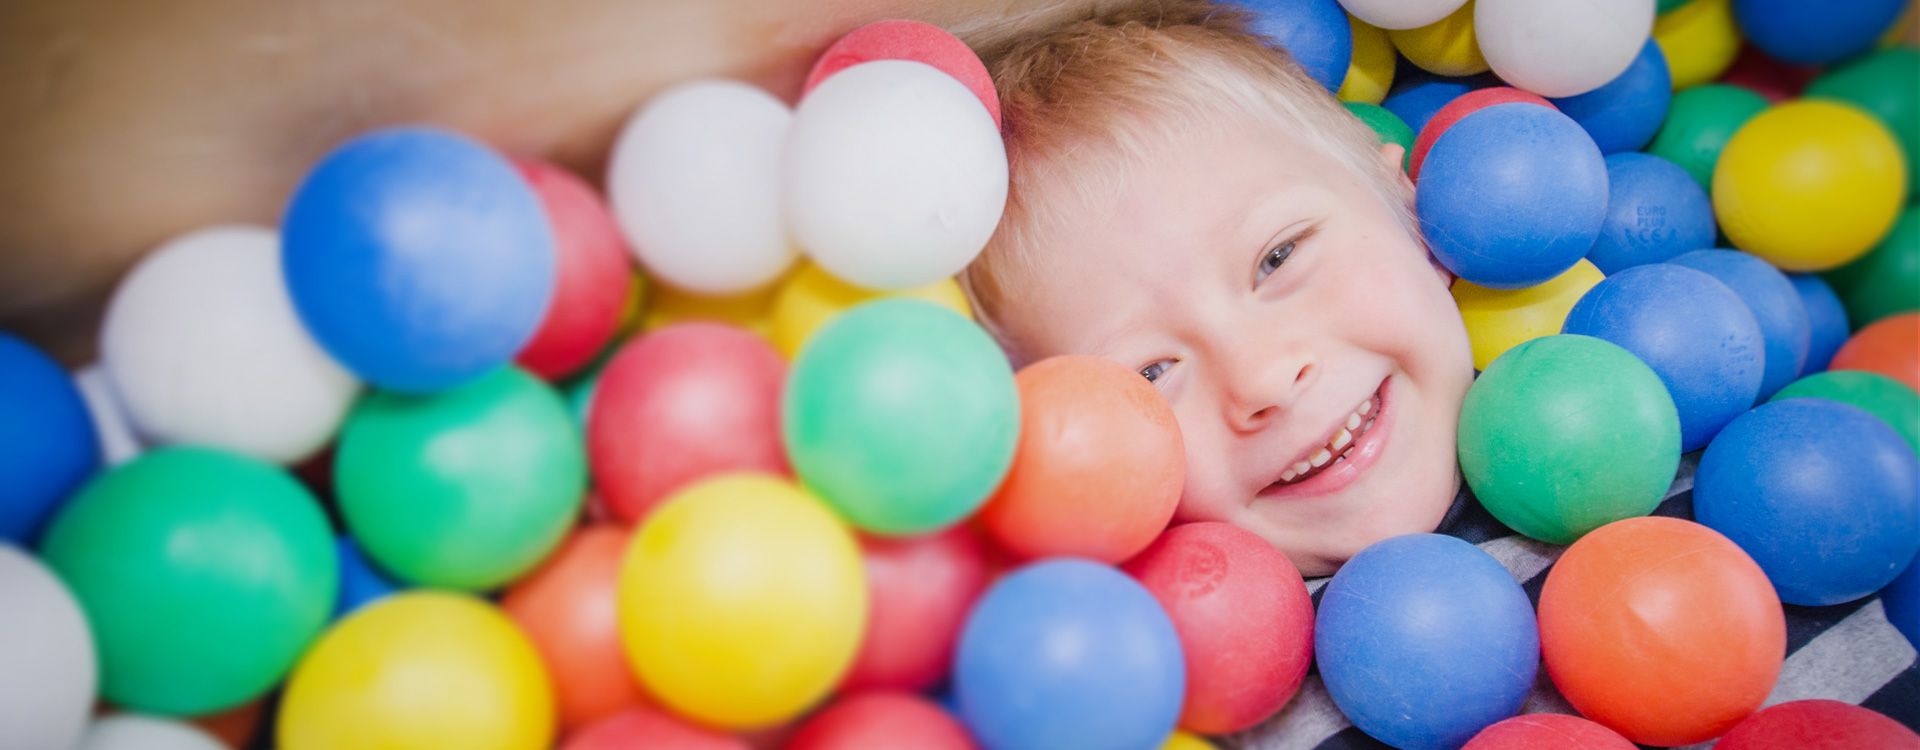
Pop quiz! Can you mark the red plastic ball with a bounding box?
[1719,45,1820,103]
[564,706,749,750]
[1716,700,1918,750]
[1831,313,1919,392]
[512,158,634,380]
[785,691,977,750]
[840,525,988,693]
[587,323,789,523]
[1122,522,1313,735]
[1538,517,1785,746]
[1462,714,1638,750]
[801,20,1001,127]
[1409,87,1556,180]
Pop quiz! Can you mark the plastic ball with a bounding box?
[0,546,94,750]
[1337,14,1395,104]
[1336,0,1467,30]
[1770,370,1918,452]
[589,323,788,523]
[1162,732,1221,750]
[1539,517,1784,746]
[1653,0,1741,89]
[279,592,554,750]
[1713,100,1907,272]
[841,525,988,693]
[787,60,1007,291]
[502,524,646,733]
[1315,534,1538,750]
[72,365,142,468]
[334,535,400,618]
[1788,273,1852,373]
[337,366,584,590]
[803,20,1001,126]
[1390,0,1488,77]
[1452,260,1604,369]
[1731,0,1908,65]
[1408,86,1552,180]
[1823,206,1918,329]
[1885,549,1920,648]
[282,127,555,393]
[785,299,1019,535]
[618,475,866,729]
[1549,41,1672,153]
[39,447,336,715]
[0,334,98,543]
[1462,715,1637,750]
[1586,154,1715,274]
[981,355,1182,563]
[954,559,1184,750]
[1647,83,1770,189]
[1342,101,1415,171]
[788,692,978,750]
[641,278,780,338]
[1562,263,1765,451]
[1697,398,1920,605]
[562,707,749,750]
[1476,0,1655,98]
[1459,335,1680,544]
[512,159,635,380]
[1831,313,1919,392]
[101,225,358,464]
[1123,522,1315,735]
[1417,103,1608,289]
[1716,700,1919,749]
[79,716,225,750]
[770,262,971,360]
[1719,44,1821,103]
[1242,0,1354,91]
[1670,249,1811,399]
[1381,75,1480,134]
[608,80,795,294]
[188,702,265,750]
[1806,49,1918,202]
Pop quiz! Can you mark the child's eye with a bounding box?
[1255,239,1296,285]
[1140,359,1173,384]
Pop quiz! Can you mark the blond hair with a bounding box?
[959,0,1418,346]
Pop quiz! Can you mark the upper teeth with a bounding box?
[1280,396,1377,485]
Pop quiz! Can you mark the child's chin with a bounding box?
[1254,468,1462,578]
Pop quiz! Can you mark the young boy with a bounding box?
[960,1,1918,745]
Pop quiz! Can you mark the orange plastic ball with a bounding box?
[979,355,1184,563]
[1831,313,1919,392]
[1538,517,1785,746]
[501,524,648,733]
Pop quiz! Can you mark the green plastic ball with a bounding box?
[1647,83,1771,190]
[1657,0,1699,13]
[1806,48,1918,202]
[337,366,584,590]
[784,298,1019,535]
[1822,205,1919,329]
[1344,100,1416,172]
[38,447,337,716]
[1770,369,1920,453]
[1458,335,1683,545]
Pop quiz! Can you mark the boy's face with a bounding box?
[992,120,1474,577]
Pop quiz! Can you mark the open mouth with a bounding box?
[1268,381,1384,489]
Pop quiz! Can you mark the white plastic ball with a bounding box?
[79,715,226,750]
[100,225,359,465]
[609,79,796,294]
[1337,0,1470,30]
[75,365,143,466]
[0,545,96,750]
[1476,0,1656,98]
[786,60,1009,291]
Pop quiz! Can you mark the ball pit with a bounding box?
[1806,48,1919,202]
[1338,0,1467,30]
[0,545,94,750]
[1822,206,1919,329]
[1713,100,1907,272]
[1475,0,1655,98]
[802,20,1001,126]
[1731,0,1908,65]
[511,158,635,380]
[1653,0,1742,89]
[1337,14,1395,104]
[1461,714,1637,750]
[1669,248,1811,400]
[841,525,988,693]
[1585,152,1716,274]
[770,262,972,360]
[1548,40,1672,154]
[1830,313,1919,391]
[1715,699,1920,749]
[562,707,748,750]
[1243,0,1354,91]
[1390,0,1488,77]
[1646,83,1770,189]
[1451,259,1605,369]
[0,334,98,543]
[1788,273,1852,373]
[1771,369,1920,452]
[787,691,979,750]
[1408,86,1552,180]
[79,715,226,750]
[1342,101,1415,171]
[501,524,645,733]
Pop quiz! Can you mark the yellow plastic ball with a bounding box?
[1338,14,1397,105]
[1453,259,1606,371]
[1654,0,1740,90]
[770,263,972,359]
[1162,730,1222,750]
[618,474,867,729]
[1713,100,1908,271]
[278,592,554,750]
[1390,0,1488,77]
[640,277,782,339]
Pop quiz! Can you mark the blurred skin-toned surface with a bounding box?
[0,0,1100,364]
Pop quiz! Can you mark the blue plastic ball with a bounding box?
[1316,534,1538,750]
[333,535,400,618]
[1382,76,1480,135]
[1239,0,1354,92]
[1788,273,1851,374]
[1670,249,1810,400]
[0,334,100,543]
[1586,153,1716,275]
[1562,264,1765,451]
[1696,398,1920,606]
[1883,548,1919,649]
[1418,103,1609,289]
[283,127,556,394]
[1732,0,1909,66]
[1550,41,1673,154]
[954,558,1184,750]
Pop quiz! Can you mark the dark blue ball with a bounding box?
[1670,249,1810,400]
[334,535,400,618]
[1550,40,1673,154]
[1586,153,1716,275]
[955,558,1184,750]
[1563,264,1765,451]
[1697,398,1920,606]
[1240,0,1354,92]
[1316,534,1538,750]
[1418,103,1609,289]
[0,334,100,544]
[1383,76,1479,135]
[1733,0,1909,65]
[1788,273,1851,374]
[283,127,556,394]
[1883,548,1919,650]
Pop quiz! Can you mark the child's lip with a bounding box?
[1256,375,1395,502]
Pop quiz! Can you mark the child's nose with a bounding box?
[1220,346,1316,434]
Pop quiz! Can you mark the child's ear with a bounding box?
[1379,142,1453,286]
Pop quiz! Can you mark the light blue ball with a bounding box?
[0,334,100,543]
[1551,40,1672,154]
[1670,249,1810,400]
[1586,153,1716,275]
[1239,0,1354,92]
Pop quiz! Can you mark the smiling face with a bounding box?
[987,119,1474,576]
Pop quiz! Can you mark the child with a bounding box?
[959,1,1918,744]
